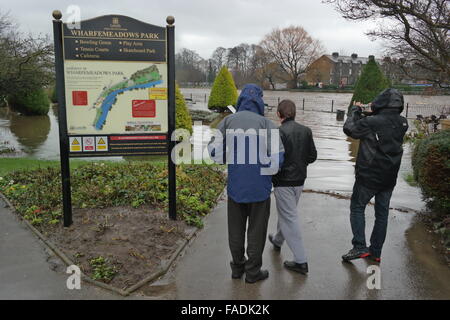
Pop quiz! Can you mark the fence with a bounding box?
[183,92,449,119]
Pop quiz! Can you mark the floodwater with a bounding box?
[0,104,60,159]
[0,91,437,211]
[182,88,450,115]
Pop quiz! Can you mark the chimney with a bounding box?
[351,53,358,59]
[332,52,339,58]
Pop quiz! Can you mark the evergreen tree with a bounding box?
[349,56,391,112]
[175,84,193,134]
[208,66,238,112]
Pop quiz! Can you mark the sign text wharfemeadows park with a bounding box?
[52,10,177,226]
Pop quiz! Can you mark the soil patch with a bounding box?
[44,206,194,290]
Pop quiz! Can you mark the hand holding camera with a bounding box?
[353,101,373,115]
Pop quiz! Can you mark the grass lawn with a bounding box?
[0,156,168,176]
[0,159,225,228]
[0,158,87,176]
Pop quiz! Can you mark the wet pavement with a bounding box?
[155,192,450,300]
[0,197,121,300]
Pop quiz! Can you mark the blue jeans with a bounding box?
[350,181,393,258]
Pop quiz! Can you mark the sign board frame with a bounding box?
[52,11,177,226]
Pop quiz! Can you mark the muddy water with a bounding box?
[182,88,450,112]
[0,104,59,158]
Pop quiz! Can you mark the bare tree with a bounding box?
[211,47,227,71]
[260,26,324,88]
[175,48,207,85]
[226,43,257,87]
[325,0,450,86]
[0,11,53,98]
[251,46,284,89]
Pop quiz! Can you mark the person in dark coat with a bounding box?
[268,99,317,275]
[208,84,284,283]
[342,88,409,263]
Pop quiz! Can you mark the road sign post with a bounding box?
[166,16,176,220]
[52,10,73,227]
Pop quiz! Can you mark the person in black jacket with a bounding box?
[342,88,408,263]
[268,99,317,274]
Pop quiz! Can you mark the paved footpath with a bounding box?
[157,192,450,300]
[2,191,450,300]
[0,197,121,300]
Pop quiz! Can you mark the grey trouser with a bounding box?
[273,186,307,264]
[227,197,271,278]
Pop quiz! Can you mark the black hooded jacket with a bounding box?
[343,88,409,190]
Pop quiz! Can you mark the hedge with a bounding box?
[208,66,238,111]
[412,129,450,214]
[9,88,50,115]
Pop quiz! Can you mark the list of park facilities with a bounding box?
[62,15,166,62]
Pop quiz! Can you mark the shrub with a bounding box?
[175,84,193,133]
[208,66,238,112]
[349,57,391,112]
[9,88,50,115]
[412,129,450,214]
[0,162,226,228]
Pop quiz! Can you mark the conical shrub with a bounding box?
[349,56,391,112]
[208,66,238,112]
[175,83,193,134]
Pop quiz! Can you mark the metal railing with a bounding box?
[183,92,449,119]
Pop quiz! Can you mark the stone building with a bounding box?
[305,52,380,86]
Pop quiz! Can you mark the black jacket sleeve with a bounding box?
[343,106,372,139]
[308,129,317,164]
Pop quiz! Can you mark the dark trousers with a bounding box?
[227,197,271,278]
[350,180,393,258]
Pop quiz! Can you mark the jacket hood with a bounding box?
[236,84,265,116]
[371,88,404,114]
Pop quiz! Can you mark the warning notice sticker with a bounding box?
[69,137,82,152]
[95,136,108,152]
[82,137,95,152]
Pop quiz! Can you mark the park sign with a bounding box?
[53,11,177,226]
[62,15,169,157]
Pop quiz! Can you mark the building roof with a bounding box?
[324,54,381,64]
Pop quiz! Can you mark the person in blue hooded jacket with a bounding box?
[208,84,284,283]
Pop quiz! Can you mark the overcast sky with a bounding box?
[3,0,384,59]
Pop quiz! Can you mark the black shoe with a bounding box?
[268,234,281,251]
[342,248,370,262]
[230,261,245,279]
[245,270,269,283]
[284,261,308,275]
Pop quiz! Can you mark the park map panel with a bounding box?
[62,15,168,156]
